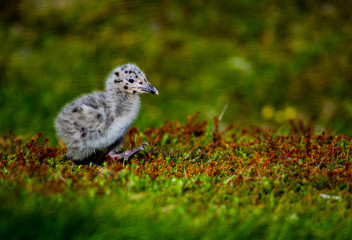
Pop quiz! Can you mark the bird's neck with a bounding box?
[107,91,140,119]
[107,90,140,106]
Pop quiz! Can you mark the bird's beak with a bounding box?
[142,84,159,95]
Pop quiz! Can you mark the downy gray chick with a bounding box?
[55,63,158,165]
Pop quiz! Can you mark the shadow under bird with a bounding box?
[55,63,159,166]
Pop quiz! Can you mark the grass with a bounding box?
[1,114,352,239]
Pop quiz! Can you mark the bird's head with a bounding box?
[106,63,159,96]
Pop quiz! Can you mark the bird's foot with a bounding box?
[108,142,149,161]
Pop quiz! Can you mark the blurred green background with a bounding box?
[1,0,352,143]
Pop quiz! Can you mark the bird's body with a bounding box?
[55,63,158,163]
[55,91,140,161]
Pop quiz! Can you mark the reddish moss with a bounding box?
[1,114,352,196]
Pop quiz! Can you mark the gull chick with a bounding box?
[55,63,158,165]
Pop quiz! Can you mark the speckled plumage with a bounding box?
[55,63,158,162]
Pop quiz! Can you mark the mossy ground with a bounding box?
[1,114,351,239]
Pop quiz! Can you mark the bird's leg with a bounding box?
[108,143,149,161]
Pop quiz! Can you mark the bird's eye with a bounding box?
[128,79,134,83]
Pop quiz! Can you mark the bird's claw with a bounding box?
[140,142,149,149]
[108,142,149,161]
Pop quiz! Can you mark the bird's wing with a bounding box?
[66,93,110,134]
